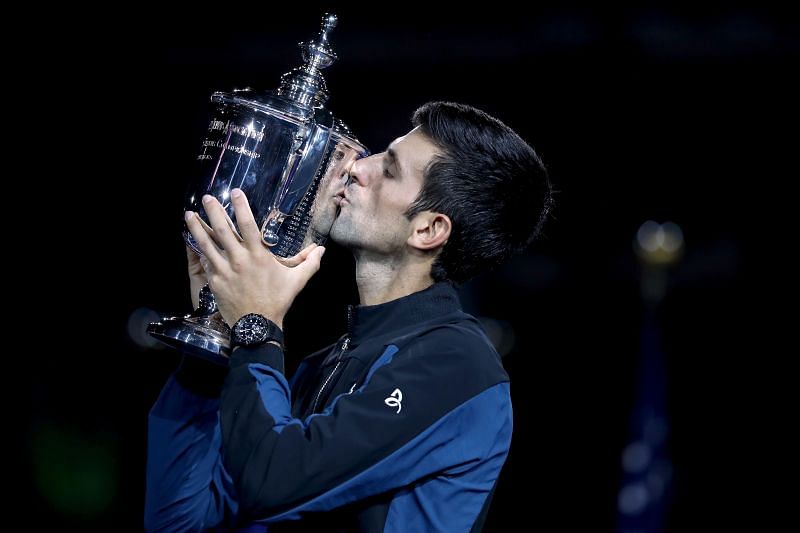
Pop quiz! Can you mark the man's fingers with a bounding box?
[186,244,204,272]
[277,243,319,267]
[229,189,262,246]
[202,195,243,252]
[186,243,198,261]
[185,211,226,270]
[294,246,326,283]
[296,243,319,260]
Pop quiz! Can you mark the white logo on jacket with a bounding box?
[384,388,403,413]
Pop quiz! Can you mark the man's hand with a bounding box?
[184,189,326,329]
[186,244,208,310]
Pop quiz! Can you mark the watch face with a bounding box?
[234,314,270,346]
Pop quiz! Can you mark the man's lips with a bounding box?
[333,189,349,206]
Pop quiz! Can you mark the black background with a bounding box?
[25,2,795,530]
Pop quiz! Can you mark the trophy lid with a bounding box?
[276,13,339,110]
[209,13,365,151]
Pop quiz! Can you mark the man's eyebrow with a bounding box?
[386,147,404,177]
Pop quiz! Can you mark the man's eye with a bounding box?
[383,168,394,178]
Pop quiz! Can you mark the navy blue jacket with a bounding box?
[145,282,512,531]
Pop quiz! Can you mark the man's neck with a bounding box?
[354,254,435,306]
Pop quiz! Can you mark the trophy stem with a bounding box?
[147,285,232,364]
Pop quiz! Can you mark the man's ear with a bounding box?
[408,211,452,251]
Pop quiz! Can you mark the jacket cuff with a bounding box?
[229,342,285,374]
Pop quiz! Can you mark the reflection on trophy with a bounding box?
[147,14,368,364]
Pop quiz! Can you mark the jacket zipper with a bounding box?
[311,307,353,413]
[311,360,342,413]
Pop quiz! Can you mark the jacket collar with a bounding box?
[347,281,461,346]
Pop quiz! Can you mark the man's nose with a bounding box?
[347,154,379,187]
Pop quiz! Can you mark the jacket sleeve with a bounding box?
[221,332,512,524]
[144,357,237,532]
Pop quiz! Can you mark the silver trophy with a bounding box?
[148,14,367,363]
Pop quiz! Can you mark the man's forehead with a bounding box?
[388,126,432,156]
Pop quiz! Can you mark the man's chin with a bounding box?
[328,217,353,246]
[309,203,340,237]
[329,219,341,243]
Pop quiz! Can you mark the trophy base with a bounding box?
[147,314,232,365]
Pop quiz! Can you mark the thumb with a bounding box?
[295,245,326,281]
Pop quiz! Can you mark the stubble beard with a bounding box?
[329,211,359,249]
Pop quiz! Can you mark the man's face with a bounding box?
[330,126,439,256]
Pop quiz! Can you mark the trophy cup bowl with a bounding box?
[147,14,368,364]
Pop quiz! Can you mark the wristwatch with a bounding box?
[231,313,284,348]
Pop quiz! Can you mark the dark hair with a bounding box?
[406,101,555,284]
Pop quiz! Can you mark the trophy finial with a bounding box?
[321,13,338,40]
[277,13,340,109]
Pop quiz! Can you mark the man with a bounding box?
[145,102,554,531]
